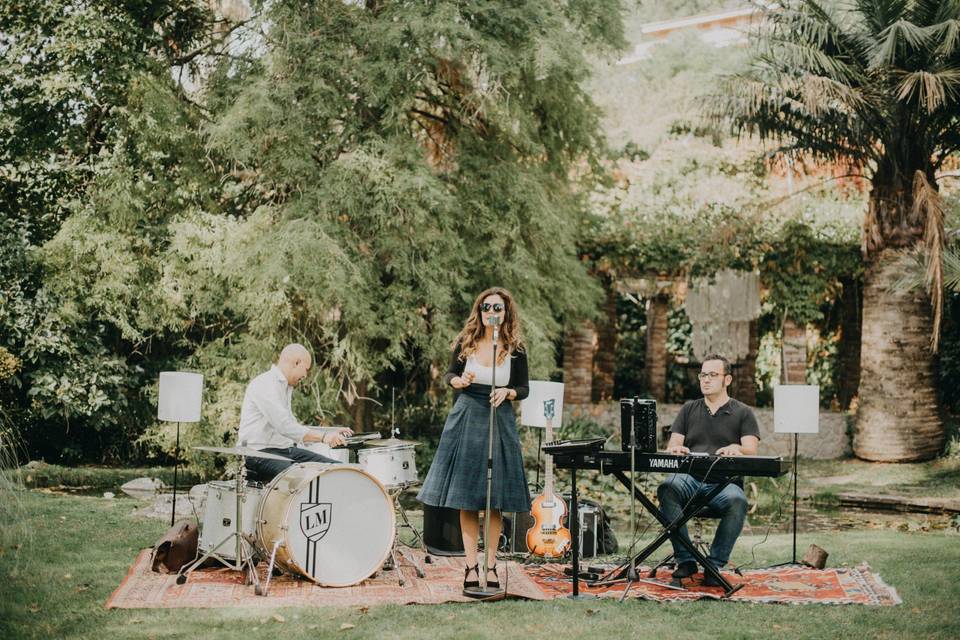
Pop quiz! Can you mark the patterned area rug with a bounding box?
[106,549,548,609]
[525,563,902,605]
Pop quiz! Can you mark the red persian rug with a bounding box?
[525,563,902,605]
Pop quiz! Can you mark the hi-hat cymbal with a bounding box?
[193,445,292,461]
[366,437,420,447]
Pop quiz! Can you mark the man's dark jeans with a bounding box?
[245,446,338,483]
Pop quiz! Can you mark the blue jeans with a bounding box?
[656,473,748,569]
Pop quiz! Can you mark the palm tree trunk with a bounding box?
[854,249,943,461]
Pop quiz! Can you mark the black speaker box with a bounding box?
[501,511,535,553]
[422,504,463,556]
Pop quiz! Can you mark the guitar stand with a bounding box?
[595,470,744,598]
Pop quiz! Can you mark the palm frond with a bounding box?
[913,170,946,351]
[855,0,910,37]
[868,19,934,69]
[765,37,863,83]
[896,68,960,112]
[943,245,960,291]
[931,19,960,57]
[908,0,960,29]
[794,72,871,116]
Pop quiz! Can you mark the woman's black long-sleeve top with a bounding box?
[442,342,530,400]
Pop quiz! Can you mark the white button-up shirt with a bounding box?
[237,365,334,450]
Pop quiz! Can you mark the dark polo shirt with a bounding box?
[670,397,761,483]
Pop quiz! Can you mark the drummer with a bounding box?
[238,343,353,481]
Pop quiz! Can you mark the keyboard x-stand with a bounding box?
[547,447,789,598]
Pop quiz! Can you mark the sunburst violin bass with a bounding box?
[526,399,571,558]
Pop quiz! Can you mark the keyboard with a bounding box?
[553,450,788,478]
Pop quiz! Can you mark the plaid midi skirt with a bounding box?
[417,385,531,513]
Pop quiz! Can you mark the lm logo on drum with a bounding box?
[300,503,332,542]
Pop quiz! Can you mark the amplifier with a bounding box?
[502,511,535,553]
[620,397,658,453]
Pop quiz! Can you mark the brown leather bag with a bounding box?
[150,520,199,574]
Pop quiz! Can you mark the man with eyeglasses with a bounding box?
[656,353,760,586]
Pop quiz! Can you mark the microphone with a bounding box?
[488,314,500,339]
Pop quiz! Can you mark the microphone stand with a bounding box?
[617,398,674,598]
[464,315,506,601]
[619,399,640,600]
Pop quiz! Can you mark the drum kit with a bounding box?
[176,434,425,595]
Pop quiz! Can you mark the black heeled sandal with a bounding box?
[463,564,479,589]
[485,565,500,589]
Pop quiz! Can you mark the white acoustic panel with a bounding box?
[158,371,203,423]
[774,384,819,434]
[520,381,565,429]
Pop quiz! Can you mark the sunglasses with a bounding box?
[480,303,504,313]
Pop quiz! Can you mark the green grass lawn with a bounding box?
[3,487,959,640]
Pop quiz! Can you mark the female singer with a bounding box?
[417,287,531,590]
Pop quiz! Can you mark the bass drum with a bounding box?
[256,463,395,587]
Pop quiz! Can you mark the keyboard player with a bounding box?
[657,353,760,586]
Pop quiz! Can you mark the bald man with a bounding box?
[238,344,353,481]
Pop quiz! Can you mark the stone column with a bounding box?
[592,284,618,402]
[731,319,758,405]
[563,322,596,405]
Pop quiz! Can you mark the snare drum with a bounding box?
[256,463,395,587]
[358,444,418,488]
[198,481,264,559]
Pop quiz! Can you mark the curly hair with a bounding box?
[452,287,525,363]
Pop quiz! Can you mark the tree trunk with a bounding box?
[563,322,596,405]
[644,294,669,402]
[592,284,617,402]
[837,275,862,410]
[854,249,943,461]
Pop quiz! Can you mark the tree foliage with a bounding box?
[2,1,626,466]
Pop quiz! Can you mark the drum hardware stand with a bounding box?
[385,484,427,586]
[256,538,284,596]
[175,452,262,592]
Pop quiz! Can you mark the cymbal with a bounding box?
[193,445,292,461]
[366,437,420,447]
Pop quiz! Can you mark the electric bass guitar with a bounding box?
[526,399,572,557]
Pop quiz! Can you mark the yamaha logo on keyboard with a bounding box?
[649,457,680,469]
